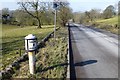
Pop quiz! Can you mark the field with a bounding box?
[92,16,119,34]
[2,25,54,70]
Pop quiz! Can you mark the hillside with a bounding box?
[92,16,119,34]
[96,16,118,25]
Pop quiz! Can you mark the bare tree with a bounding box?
[18,0,42,28]
[89,9,101,21]
[57,1,73,27]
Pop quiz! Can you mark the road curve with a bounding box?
[69,24,118,79]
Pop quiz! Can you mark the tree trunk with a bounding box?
[37,18,41,28]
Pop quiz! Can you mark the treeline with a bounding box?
[73,2,119,24]
[1,1,73,28]
[2,8,40,26]
[73,1,120,34]
[2,8,54,26]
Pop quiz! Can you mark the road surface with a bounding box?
[69,24,118,79]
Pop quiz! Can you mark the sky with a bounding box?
[0,0,119,12]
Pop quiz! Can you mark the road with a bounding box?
[69,24,118,79]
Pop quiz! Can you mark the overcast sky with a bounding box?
[0,0,119,12]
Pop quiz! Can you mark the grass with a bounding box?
[12,27,68,78]
[1,25,54,70]
[92,16,119,34]
[96,16,118,25]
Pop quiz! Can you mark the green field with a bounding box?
[2,25,54,70]
[93,16,119,34]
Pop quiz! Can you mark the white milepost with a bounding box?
[25,34,37,74]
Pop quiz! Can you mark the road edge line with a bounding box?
[67,26,70,79]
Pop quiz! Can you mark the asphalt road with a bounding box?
[69,24,118,79]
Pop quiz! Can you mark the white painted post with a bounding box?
[28,51,35,74]
[25,34,37,74]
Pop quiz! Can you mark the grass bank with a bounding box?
[91,16,119,34]
[2,25,54,70]
[12,27,68,78]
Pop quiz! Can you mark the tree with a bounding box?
[79,13,86,24]
[39,6,54,25]
[13,9,38,26]
[57,2,73,27]
[88,9,102,21]
[118,1,120,15]
[2,8,10,24]
[73,9,102,24]
[73,12,81,23]
[85,11,91,22]
[103,5,116,19]
[18,0,42,28]
[41,9,54,25]
[2,8,9,15]
[0,10,1,17]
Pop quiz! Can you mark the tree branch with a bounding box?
[21,2,38,19]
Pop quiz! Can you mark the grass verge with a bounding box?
[12,27,68,78]
[90,16,119,34]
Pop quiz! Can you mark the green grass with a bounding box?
[12,27,68,78]
[96,16,118,25]
[2,25,54,70]
[92,16,119,34]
